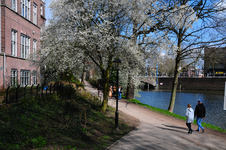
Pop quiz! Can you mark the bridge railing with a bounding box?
[158,76,226,78]
[138,75,226,78]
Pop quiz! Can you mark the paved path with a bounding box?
[84,81,226,150]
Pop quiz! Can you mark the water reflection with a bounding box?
[135,90,226,130]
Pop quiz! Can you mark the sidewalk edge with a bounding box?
[105,121,142,150]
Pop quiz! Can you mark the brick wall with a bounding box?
[4,7,41,56]
[0,0,45,90]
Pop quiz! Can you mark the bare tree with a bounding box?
[152,0,226,112]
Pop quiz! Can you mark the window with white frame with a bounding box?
[21,34,30,58]
[32,71,37,85]
[33,3,37,25]
[21,0,30,20]
[20,70,30,86]
[33,39,37,60]
[12,0,17,11]
[11,30,17,56]
[11,69,18,86]
[41,4,43,16]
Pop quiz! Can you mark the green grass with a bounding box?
[0,85,136,150]
[127,98,226,133]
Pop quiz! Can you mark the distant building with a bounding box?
[179,66,195,77]
[0,0,46,90]
[204,47,226,76]
[179,65,203,78]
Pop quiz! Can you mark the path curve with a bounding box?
[84,81,226,150]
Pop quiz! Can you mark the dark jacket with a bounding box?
[194,103,206,118]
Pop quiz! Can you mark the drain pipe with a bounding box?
[0,0,4,89]
[3,53,5,89]
[0,52,5,89]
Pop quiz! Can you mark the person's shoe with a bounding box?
[187,131,191,133]
[202,129,205,133]
[196,129,199,132]
[190,130,193,134]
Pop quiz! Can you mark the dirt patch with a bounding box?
[119,110,140,128]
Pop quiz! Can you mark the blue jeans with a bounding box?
[196,117,204,130]
[119,92,121,99]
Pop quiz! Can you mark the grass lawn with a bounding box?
[0,87,137,150]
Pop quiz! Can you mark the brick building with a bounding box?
[0,0,46,90]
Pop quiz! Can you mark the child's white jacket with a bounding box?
[186,108,194,123]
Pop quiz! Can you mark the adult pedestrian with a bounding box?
[118,86,122,99]
[186,104,194,134]
[109,86,112,98]
[98,84,101,97]
[194,99,206,133]
[113,85,116,97]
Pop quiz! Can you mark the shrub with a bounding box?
[88,78,99,88]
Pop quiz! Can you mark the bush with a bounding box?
[88,78,99,88]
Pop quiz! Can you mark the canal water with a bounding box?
[135,89,226,130]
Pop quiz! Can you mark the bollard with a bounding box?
[6,86,10,104]
[50,83,52,94]
[31,84,33,97]
[36,84,39,98]
[46,84,48,95]
[16,85,20,103]
[41,84,44,99]
[24,85,27,98]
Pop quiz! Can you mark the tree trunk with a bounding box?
[81,57,87,84]
[126,75,134,99]
[168,59,180,113]
[168,35,182,113]
[100,70,110,114]
[100,82,109,113]
[82,70,86,84]
[213,67,215,77]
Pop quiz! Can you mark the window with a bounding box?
[20,70,30,86]
[12,0,17,11]
[11,69,18,86]
[11,30,17,56]
[33,3,37,24]
[21,0,30,20]
[32,71,37,85]
[40,4,43,16]
[33,40,37,60]
[21,34,30,58]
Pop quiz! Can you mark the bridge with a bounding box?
[137,76,157,87]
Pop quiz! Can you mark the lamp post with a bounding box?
[113,58,121,129]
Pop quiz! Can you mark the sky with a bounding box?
[45,0,52,22]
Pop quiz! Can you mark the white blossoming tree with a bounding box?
[38,0,153,113]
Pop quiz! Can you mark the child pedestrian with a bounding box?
[186,104,194,134]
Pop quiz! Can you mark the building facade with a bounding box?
[204,47,226,76]
[0,0,45,90]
